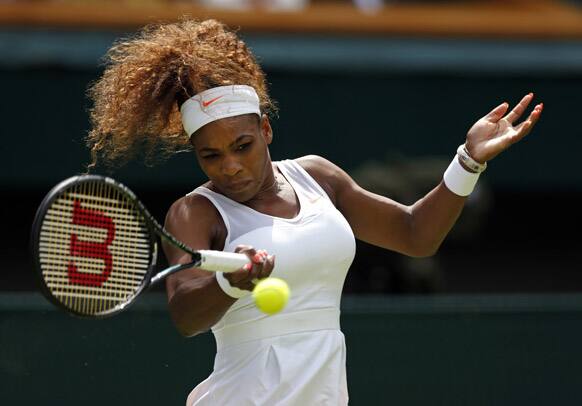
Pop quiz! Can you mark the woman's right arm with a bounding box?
[162,194,274,337]
[162,194,236,337]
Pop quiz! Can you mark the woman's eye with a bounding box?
[237,143,251,151]
[201,153,218,160]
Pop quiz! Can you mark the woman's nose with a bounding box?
[221,155,242,176]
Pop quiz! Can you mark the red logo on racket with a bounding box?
[67,200,115,287]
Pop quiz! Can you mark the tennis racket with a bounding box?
[31,175,250,318]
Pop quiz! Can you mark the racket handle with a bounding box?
[197,250,251,273]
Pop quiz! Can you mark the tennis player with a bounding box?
[86,19,543,405]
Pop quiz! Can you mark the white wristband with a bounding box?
[216,272,250,299]
[443,155,481,196]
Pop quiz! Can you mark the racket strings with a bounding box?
[38,180,151,316]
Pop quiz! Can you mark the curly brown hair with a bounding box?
[86,19,276,168]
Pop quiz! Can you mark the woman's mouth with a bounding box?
[226,179,252,191]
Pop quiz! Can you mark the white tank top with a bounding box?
[194,160,355,342]
[187,159,356,405]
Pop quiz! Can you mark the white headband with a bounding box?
[180,85,261,137]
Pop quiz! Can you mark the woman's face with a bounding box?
[191,114,273,202]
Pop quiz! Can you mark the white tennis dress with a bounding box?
[186,159,356,406]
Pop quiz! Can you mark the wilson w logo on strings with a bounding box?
[67,200,115,287]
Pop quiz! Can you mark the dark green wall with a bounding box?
[2,67,581,190]
[2,293,582,405]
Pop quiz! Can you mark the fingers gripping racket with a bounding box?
[31,175,249,318]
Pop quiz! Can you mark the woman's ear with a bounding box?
[260,114,273,145]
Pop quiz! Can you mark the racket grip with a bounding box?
[197,250,251,273]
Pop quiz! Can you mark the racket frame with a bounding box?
[31,175,187,318]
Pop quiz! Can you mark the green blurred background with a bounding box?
[1,1,581,404]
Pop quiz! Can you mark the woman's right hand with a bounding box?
[223,245,275,291]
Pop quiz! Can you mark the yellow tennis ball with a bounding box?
[252,277,290,315]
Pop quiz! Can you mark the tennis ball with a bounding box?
[252,277,290,315]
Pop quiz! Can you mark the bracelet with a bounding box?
[456,144,487,173]
[216,272,249,299]
[443,154,481,196]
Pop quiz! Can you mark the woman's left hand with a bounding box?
[465,93,543,163]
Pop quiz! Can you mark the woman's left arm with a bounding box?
[302,93,543,257]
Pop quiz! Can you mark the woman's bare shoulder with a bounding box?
[294,155,348,204]
[295,154,337,175]
[164,191,222,235]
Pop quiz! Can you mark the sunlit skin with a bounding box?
[191,113,301,220]
[466,93,542,164]
[192,114,274,202]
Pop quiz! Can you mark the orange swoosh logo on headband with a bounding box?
[202,96,223,108]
